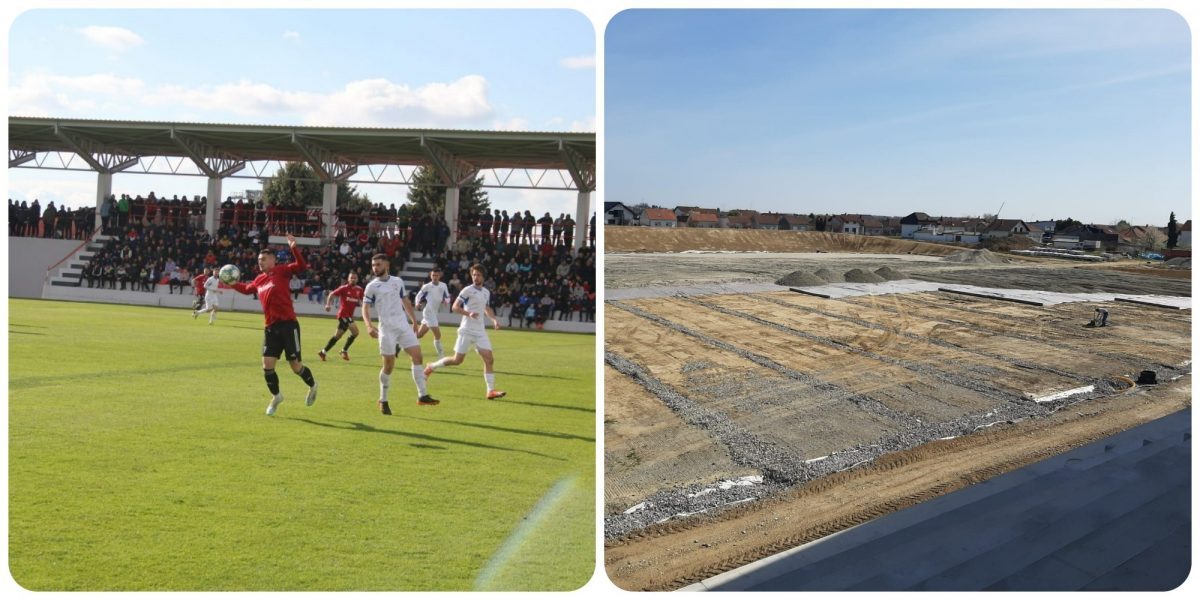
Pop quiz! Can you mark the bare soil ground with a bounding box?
[603,230,1191,590]
[606,227,968,255]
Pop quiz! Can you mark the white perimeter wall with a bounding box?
[8,237,85,298]
[40,284,597,334]
[14,237,595,333]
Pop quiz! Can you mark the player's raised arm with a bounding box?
[285,233,307,272]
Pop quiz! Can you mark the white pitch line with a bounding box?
[473,475,578,591]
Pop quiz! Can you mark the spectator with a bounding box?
[537,212,553,244]
[117,194,130,228]
[290,274,303,299]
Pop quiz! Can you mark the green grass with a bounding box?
[7,298,595,591]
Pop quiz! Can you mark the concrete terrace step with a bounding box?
[854,442,1189,590]
[787,433,1188,591]
[980,481,1189,591]
[695,409,1191,592]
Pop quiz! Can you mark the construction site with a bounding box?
[603,227,1191,591]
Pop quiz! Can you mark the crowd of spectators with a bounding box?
[68,198,597,327]
[9,199,97,240]
[12,193,602,251]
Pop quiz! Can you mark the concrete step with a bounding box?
[866,442,1190,590]
[720,410,1191,592]
[793,433,1188,591]
[1076,522,1190,591]
[983,481,1189,591]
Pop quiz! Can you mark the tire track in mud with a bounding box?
[851,293,1187,372]
[677,296,1028,404]
[748,294,1093,385]
[604,351,813,484]
[608,301,923,429]
[602,300,1109,540]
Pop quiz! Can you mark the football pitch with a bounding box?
[7,298,595,591]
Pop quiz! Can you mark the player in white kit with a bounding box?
[415,267,451,359]
[361,253,438,415]
[192,269,223,325]
[424,264,506,399]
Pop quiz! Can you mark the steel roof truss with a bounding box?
[291,134,358,182]
[170,129,247,178]
[420,136,478,186]
[52,125,140,174]
[9,149,36,168]
[559,140,596,192]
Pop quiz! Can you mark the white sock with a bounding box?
[412,364,427,396]
[433,339,444,357]
[379,371,390,401]
[208,313,216,324]
[485,372,496,392]
[429,358,446,371]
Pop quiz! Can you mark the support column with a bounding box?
[323,182,338,240]
[95,172,113,233]
[574,191,591,250]
[445,186,460,249]
[205,178,222,236]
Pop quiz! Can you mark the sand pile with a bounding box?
[874,266,909,281]
[943,249,1007,264]
[844,268,886,283]
[814,267,844,283]
[776,271,828,286]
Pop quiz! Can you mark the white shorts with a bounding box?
[420,308,440,328]
[453,328,493,354]
[379,323,420,356]
[203,292,219,308]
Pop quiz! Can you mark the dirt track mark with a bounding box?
[604,351,811,484]
[607,301,923,429]
[852,293,1187,371]
[749,293,1093,385]
[680,296,1028,404]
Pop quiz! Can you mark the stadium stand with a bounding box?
[42,192,596,328]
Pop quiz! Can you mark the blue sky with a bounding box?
[6,8,595,215]
[606,9,1191,226]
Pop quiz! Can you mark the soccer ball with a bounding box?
[218,264,241,285]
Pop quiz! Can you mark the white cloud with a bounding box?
[146,80,320,117]
[78,26,145,52]
[569,116,596,132]
[283,31,301,43]
[8,72,145,116]
[492,117,530,131]
[306,75,493,127]
[8,71,496,128]
[559,55,595,70]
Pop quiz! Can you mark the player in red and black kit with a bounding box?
[190,267,210,312]
[318,272,364,362]
[228,234,318,416]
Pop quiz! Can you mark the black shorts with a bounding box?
[262,319,302,362]
[337,317,355,331]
